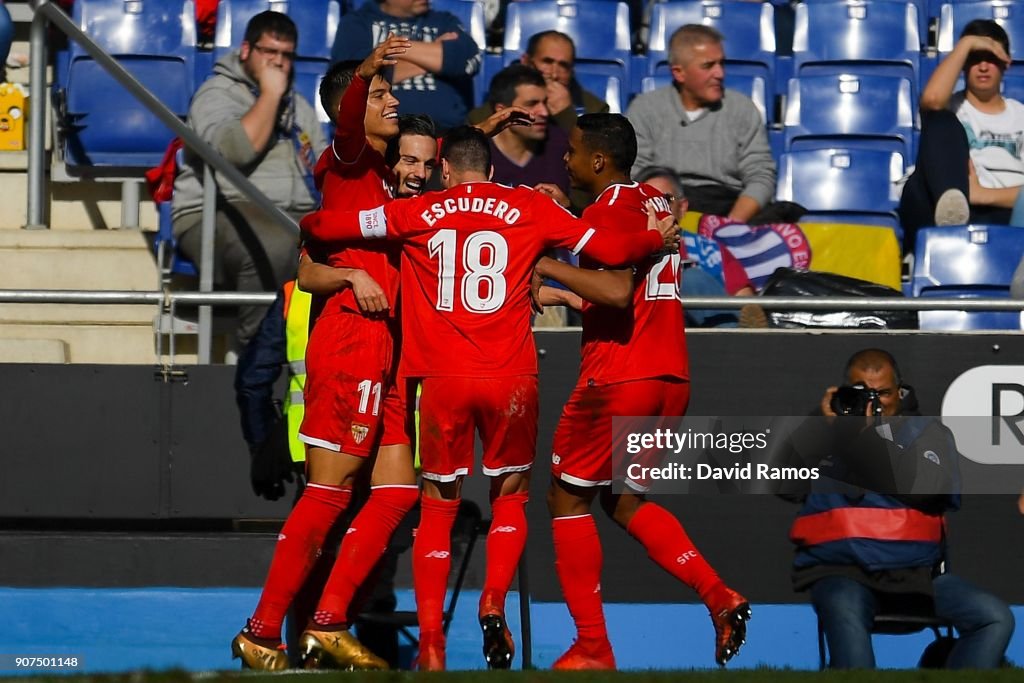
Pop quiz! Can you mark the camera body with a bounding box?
[830,383,882,416]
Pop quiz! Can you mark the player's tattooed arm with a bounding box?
[535,255,632,309]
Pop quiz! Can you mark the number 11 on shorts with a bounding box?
[357,380,382,416]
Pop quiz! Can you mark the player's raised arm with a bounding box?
[332,35,410,162]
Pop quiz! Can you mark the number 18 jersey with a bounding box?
[350,181,666,378]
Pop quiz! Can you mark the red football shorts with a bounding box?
[551,377,690,488]
[416,375,538,482]
[299,312,409,457]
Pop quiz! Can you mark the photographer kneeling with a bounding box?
[787,348,1014,669]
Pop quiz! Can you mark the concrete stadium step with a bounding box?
[0,229,162,363]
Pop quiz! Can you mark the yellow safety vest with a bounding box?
[282,281,311,464]
[283,281,422,468]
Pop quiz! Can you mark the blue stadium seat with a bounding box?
[911,224,1024,330]
[792,1,922,103]
[574,72,624,113]
[802,0,931,47]
[776,148,906,234]
[1003,71,1024,101]
[503,1,633,89]
[783,73,917,158]
[214,0,341,136]
[58,0,197,169]
[155,200,198,280]
[645,0,776,121]
[641,72,768,123]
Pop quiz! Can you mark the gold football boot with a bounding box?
[231,630,289,671]
[299,628,389,670]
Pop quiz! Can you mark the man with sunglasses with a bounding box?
[172,11,325,352]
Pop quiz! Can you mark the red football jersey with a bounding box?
[307,73,400,318]
[302,182,666,377]
[578,181,689,385]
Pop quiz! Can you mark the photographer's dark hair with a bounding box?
[441,125,491,173]
[487,64,546,108]
[386,114,437,166]
[961,18,1010,55]
[843,348,903,388]
[244,11,298,48]
[577,113,638,174]
[319,60,361,121]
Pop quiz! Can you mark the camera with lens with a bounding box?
[830,383,882,416]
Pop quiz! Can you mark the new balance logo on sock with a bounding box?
[346,527,358,534]
[424,550,451,559]
[676,550,698,564]
[277,533,286,541]
[491,526,517,534]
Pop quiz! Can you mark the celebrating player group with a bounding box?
[231,36,751,673]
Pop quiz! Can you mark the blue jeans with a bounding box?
[811,574,1014,669]
[680,265,738,328]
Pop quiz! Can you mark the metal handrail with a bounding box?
[27,0,301,363]
[0,290,1020,312]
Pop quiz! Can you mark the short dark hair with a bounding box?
[486,64,546,108]
[319,60,361,123]
[243,11,298,48]
[844,348,903,387]
[525,30,576,60]
[576,113,638,173]
[441,125,491,174]
[961,19,1011,56]
[386,114,437,166]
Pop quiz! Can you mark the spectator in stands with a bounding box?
[635,166,761,327]
[331,0,481,133]
[470,31,608,131]
[898,20,1023,252]
[479,63,571,196]
[171,11,325,352]
[784,348,1014,669]
[626,24,777,224]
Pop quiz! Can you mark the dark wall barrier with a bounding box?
[2,332,1023,603]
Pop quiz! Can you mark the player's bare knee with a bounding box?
[489,471,530,500]
[422,477,461,500]
[601,488,644,527]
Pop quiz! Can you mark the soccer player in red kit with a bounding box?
[232,37,420,672]
[300,125,680,670]
[534,113,751,670]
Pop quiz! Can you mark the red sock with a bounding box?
[553,514,610,647]
[313,485,419,627]
[480,491,529,616]
[626,502,722,602]
[413,496,460,636]
[249,483,352,640]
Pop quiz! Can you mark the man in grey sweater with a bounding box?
[626,24,776,224]
[172,11,326,350]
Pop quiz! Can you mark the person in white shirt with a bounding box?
[897,19,1023,251]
